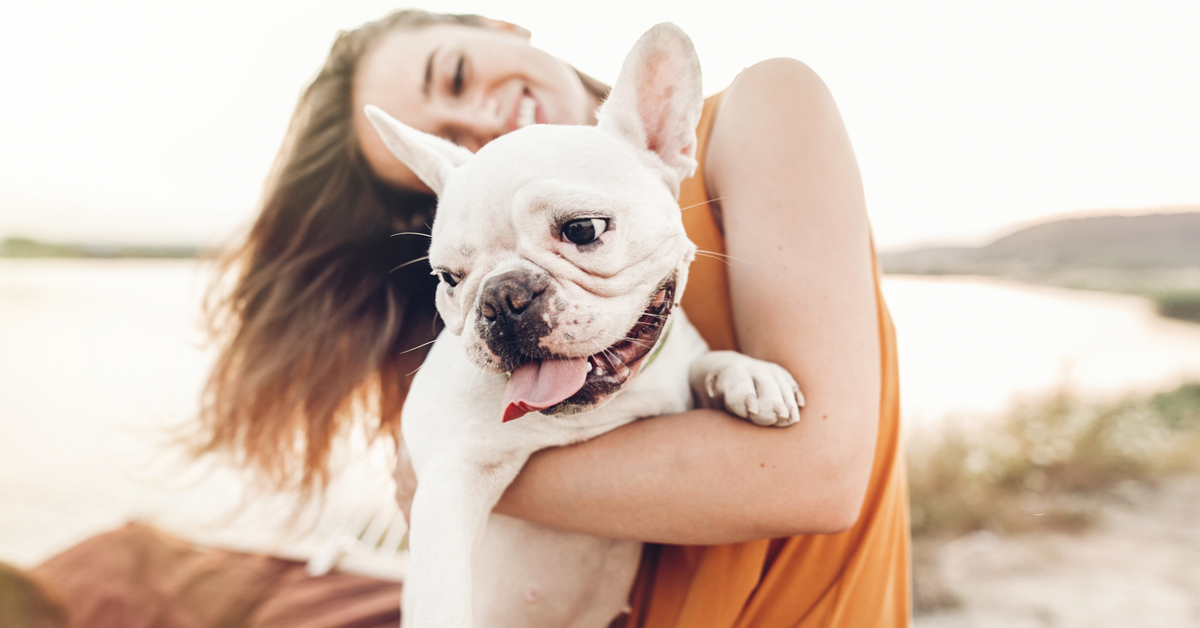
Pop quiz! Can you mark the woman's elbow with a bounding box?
[768,419,877,535]
[808,491,870,534]
[815,490,869,534]
[800,470,872,534]
[750,480,867,538]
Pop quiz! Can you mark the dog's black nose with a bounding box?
[479,271,549,341]
[481,278,536,320]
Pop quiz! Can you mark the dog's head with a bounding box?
[366,23,702,421]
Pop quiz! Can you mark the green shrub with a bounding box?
[1154,291,1200,323]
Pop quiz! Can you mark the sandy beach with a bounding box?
[916,473,1200,627]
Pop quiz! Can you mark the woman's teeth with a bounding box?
[517,95,537,128]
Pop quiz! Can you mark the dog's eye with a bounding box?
[561,218,609,245]
[438,272,460,288]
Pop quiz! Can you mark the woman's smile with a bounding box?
[353,22,599,192]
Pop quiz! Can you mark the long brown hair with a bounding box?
[197,9,610,495]
[198,10,476,493]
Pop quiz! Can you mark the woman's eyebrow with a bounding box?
[422,46,440,97]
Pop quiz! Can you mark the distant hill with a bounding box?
[0,237,200,259]
[882,212,1200,276]
[881,210,1200,323]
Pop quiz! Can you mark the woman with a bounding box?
[200,8,910,627]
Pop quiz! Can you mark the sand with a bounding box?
[916,474,1200,627]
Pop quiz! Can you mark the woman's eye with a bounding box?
[438,272,460,288]
[561,218,609,245]
[451,56,465,96]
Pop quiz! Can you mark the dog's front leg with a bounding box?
[402,455,522,628]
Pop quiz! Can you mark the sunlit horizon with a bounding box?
[2,0,1197,250]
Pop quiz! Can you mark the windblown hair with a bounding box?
[197,10,480,494]
[197,9,611,495]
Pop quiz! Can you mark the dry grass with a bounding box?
[909,382,1200,540]
[907,382,1200,613]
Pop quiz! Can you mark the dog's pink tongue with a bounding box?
[502,358,589,423]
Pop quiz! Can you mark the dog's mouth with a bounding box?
[500,279,676,422]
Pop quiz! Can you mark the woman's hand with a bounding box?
[393,437,417,523]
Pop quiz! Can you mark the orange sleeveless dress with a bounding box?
[618,95,912,627]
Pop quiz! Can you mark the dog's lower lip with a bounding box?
[508,279,674,415]
[580,282,674,388]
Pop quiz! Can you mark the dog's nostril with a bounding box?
[481,302,498,320]
[493,282,535,317]
[505,293,531,313]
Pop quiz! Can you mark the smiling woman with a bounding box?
[17,7,907,628]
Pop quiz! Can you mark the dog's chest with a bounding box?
[473,514,642,628]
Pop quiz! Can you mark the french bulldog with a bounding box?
[364,22,803,628]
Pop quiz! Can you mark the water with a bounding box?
[2,259,1199,567]
[884,274,1200,425]
[0,259,403,570]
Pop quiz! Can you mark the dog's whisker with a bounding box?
[694,249,753,267]
[599,344,622,365]
[390,255,430,273]
[390,231,433,239]
[468,364,482,395]
[587,339,620,365]
[400,338,439,354]
[693,252,733,268]
[694,249,737,261]
[678,196,726,212]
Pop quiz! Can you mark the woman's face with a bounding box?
[354,23,600,193]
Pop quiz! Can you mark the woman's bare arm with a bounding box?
[477,59,880,545]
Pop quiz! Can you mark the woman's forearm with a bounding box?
[493,402,876,545]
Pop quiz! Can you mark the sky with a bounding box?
[0,0,1197,250]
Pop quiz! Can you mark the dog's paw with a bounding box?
[700,354,804,427]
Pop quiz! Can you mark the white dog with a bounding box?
[364,23,803,628]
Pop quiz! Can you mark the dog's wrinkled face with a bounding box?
[367,24,702,420]
[431,127,693,416]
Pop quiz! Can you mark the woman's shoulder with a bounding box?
[704,57,854,218]
[710,58,832,126]
[722,57,828,102]
[708,57,839,152]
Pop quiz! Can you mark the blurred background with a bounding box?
[2,1,1199,625]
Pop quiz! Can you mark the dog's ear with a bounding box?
[363,105,471,196]
[596,23,703,195]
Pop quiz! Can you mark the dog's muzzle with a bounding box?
[475,271,677,423]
